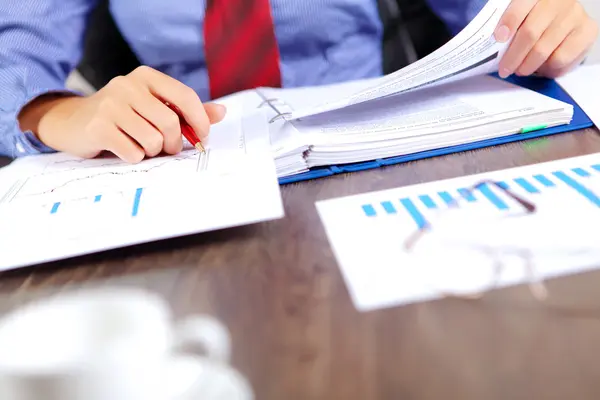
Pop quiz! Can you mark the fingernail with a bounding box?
[494,25,510,43]
[499,68,511,79]
[214,103,227,119]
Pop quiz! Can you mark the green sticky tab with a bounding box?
[520,125,547,134]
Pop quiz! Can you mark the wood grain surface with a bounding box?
[1,128,600,400]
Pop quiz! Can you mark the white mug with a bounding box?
[0,287,253,400]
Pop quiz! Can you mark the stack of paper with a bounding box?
[233,0,574,178]
[259,75,572,176]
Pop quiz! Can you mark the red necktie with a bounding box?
[203,0,282,100]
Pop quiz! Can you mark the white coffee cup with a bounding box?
[0,287,253,400]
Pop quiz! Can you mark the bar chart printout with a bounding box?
[316,153,600,312]
[44,188,144,217]
[0,105,285,272]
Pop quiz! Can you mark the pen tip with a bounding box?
[194,143,205,153]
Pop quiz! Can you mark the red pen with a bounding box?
[165,102,205,153]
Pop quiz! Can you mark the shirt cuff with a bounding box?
[1,87,83,157]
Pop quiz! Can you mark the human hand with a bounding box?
[26,66,226,163]
[495,0,598,79]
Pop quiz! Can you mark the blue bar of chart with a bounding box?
[380,201,397,214]
[50,202,60,214]
[552,171,600,206]
[361,204,376,217]
[132,188,143,217]
[572,168,591,177]
[478,183,509,210]
[513,178,539,193]
[360,163,600,228]
[418,195,436,209]
[496,181,509,190]
[399,198,427,229]
[457,188,476,202]
[533,174,555,187]
[438,191,454,205]
[46,188,144,216]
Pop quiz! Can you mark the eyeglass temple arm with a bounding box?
[471,180,536,213]
[403,179,536,251]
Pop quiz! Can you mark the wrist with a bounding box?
[18,94,84,147]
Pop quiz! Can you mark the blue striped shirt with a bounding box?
[0,0,487,158]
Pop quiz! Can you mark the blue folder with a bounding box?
[278,74,595,185]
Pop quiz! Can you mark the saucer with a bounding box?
[166,355,253,400]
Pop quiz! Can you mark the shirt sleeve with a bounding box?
[0,0,99,158]
[424,0,489,35]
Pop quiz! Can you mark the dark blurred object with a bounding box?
[76,0,140,89]
[378,0,452,74]
[75,0,452,90]
[0,157,11,168]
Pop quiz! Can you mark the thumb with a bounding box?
[204,103,227,124]
[495,0,538,43]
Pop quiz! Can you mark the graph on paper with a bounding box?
[0,148,206,203]
[44,188,143,217]
[316,153,600,312]
[0,106,285,271]
[0,122,251,217]
[358,163,600,228]
[0,152,186,230]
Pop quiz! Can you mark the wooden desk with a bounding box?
[1,129,600,400]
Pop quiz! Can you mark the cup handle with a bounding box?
[172,314,231,363]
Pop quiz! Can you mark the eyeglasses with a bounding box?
[401,179,550,301]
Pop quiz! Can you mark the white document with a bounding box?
[557,63,600,129]
[257,74,573,174]
[289,0,512,120]
[0,97,284,271]
[192,0,574,180]
[293,75,573,166]
[316,154,600,312]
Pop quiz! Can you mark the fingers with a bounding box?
[101,123,145,164]
[495,0,598,79]
[63,66,226,164]
[204,103,227,124]
[129,66,213,139]
[515,3,582,76]
[538,51,585,79]
[103,76,183,156]
[495,0,539,44]
[113,106,165,157]
[537,19,599,78]
[497,0,561,78]
[121,80,184,155]
[95,67,228,163]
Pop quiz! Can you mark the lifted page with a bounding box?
[290,0,511,120]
